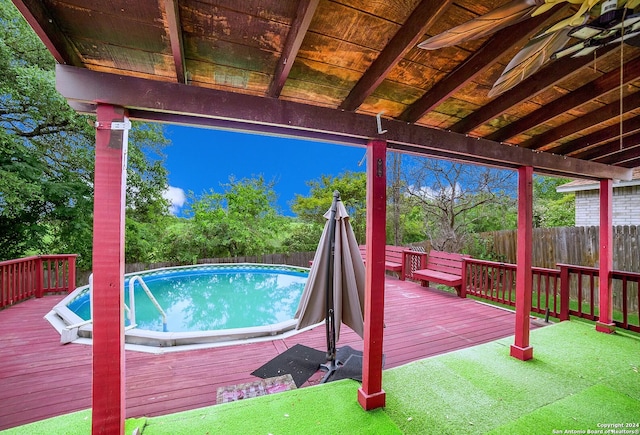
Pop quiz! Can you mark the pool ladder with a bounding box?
[128,275,168,332]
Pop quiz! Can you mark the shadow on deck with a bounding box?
[0,277,543,430]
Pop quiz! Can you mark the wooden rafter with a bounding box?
[574,131,640,160]
[401,5,565,124]
[521,91,640,150]
[267,0,319,98]
[554,115,640,156]
[594,142,640,165]
[163,0,186,84]
[449,44,618,134]
[11,0,82,66]
[487,56,640,142]
[339,0,452,112]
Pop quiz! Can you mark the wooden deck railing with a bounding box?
[0,255,77,309]
[463,258,640,333]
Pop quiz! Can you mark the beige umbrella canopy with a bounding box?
[295,191,366,370]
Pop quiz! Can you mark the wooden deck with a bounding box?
[0,277,542,430]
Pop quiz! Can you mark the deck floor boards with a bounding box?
[0,277,541,430]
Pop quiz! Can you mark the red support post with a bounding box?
[511,166,534,361]
[596,179,615,333]
[92,104,129,434]
[358,139,387,410]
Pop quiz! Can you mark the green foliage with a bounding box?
[161,177,283,261]
[0,2,172,268]
[533,175,575,228]
[291,171,367,243]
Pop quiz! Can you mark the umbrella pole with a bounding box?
[321,191,340,382]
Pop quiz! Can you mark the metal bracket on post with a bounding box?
[94,119,132,131]
[376,111,387,135]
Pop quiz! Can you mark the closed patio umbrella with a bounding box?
[295,191,366,380]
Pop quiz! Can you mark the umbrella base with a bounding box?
[319,359,338,383]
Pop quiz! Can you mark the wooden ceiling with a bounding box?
[13,0,640,180]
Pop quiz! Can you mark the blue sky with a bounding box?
[161,125,367,216]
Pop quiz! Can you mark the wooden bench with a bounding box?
[359,245,407,280]
[412,250,470,296]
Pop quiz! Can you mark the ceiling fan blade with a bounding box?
[534,0,601,35]
[418,0,540,50]
[489,27,573,97]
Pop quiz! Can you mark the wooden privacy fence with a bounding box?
[478,226,640,272]
[0,255,77,309]
[464,258,640,333]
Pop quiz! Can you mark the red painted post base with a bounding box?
[595,322,616,334]
[510,344,533,361]
[358,387,386,410]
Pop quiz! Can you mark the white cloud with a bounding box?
[163,186,187,215]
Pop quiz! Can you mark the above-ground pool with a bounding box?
[46,263,310,350]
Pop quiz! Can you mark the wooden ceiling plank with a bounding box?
[55,64,632,180]
[267,0,319,98]
[11,0,82,66]
[163,0,186,83]
[551,115,640,155]
[449,44,618,134]
[401,5,565,124]
[521,91,640,150]
[487,55,640,142]
[339,0,453,112]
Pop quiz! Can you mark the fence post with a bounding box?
[460,258,467,298]
[559,264,570,321]
[67,255,77,292]
[35,256,44,298]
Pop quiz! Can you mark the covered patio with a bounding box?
[10,0,640,433]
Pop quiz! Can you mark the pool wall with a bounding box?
[46,263,310,349]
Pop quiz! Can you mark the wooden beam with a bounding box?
[163,0,186,84]
[401,5,564,123]
[55,65,633,181]
[92,104,128,434]
[596,179,615,333]
[449,44,617,134]
[358,139,387,411]
[487,56,640,142]
[267,0,319,97]
[521,91,640,150]
[510,165,533,361]
[550,115,640,156]
[11,0,82,66]
[573,132,640,160]
[339,0,452,112]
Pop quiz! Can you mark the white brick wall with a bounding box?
[575,186,640,226]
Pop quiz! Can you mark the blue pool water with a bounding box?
[66,265,308,333]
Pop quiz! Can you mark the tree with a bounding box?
[0,2,172,268]
[291,171,367,243]
[533,175,575,227]
[161,176,283,260]
[403,158,516,252]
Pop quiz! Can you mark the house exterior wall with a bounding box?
[575,185,640,226]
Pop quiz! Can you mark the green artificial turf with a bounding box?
[383,321,640,434]
[3,320,638,435]
[141,379,401,435]
[0,409,146,435]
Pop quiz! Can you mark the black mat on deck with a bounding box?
[251,344,326,388]
[327,346,386,383]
